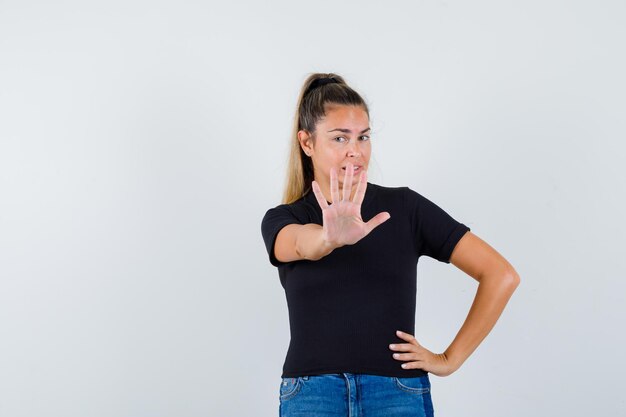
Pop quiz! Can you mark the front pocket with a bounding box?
[393,376,430,394]
[279,377,302,401]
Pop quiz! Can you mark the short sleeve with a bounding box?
[410,189,470,263]
[261,205,303,267]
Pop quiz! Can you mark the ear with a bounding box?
[298,130,314,157]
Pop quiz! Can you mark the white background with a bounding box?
[1,1,625,416]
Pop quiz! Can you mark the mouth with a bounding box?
[342,165,363,173]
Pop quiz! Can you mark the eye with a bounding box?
[333,136,347,143]
[359,135,370,141]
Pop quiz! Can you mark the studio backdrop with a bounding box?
[1,1,624,416]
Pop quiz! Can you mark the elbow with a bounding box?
[478,264,521,288]
[481,268,520,292]
[504,269,521,291]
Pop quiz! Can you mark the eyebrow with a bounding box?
[327,127,371,134]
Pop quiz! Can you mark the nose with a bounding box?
[347,142,361,158]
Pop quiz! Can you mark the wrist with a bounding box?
[442,349,465,371]
[297,225,339,261]
[320,237,339,256]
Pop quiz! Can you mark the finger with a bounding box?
[330,167,340,204]
[364,211,391,234]
[342,162,353,201]
[396,330,421,346]
[389,343,417,352]
[352,170,366,205]
[311,181,329,210]
[392,352,419,361]
[396,330,414,340]
[400,360,425,370]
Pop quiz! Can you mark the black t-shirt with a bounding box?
[261,182,470,378]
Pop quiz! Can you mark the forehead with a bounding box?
[318,105,369,128]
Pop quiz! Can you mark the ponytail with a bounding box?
[282,73,369,204]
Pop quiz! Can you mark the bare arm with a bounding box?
[390,231,520,376]
[274,223,337,262]
[443,231,521,369]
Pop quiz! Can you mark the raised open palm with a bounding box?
[311,163,391,248]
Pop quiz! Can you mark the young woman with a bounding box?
[261,73,520,417]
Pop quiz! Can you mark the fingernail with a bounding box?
[389,344,395,349]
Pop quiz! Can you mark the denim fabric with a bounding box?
[279,373,434,417]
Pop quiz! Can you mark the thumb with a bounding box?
[364,212,391,234]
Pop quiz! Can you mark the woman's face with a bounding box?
[299,104,371,192]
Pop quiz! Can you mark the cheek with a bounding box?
[323,150,342,163]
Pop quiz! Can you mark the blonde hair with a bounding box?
[282,73,369,204]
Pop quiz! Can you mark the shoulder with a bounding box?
[368,182,419,207]
[368,182,410,197]
[261,194,317,227]
[262,197,304,219]
[368,184,449,219]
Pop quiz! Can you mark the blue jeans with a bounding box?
[279,373,434,417]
